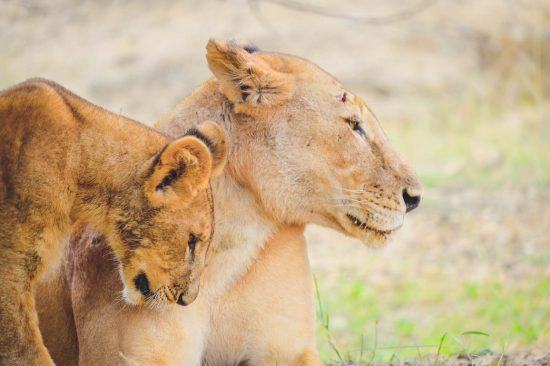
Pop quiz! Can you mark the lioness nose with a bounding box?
[402,189,421,212]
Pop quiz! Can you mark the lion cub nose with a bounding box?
[402,189,421,212]
[177,293,187,306]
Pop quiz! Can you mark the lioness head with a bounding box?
[113,121,227,306]
[206,40,421,247]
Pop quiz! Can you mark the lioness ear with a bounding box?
[145,136,213,207]
[206,39,293,108]
[184,120,228,177]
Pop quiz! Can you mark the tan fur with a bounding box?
[37,40,421,365]
[0,79,226,365]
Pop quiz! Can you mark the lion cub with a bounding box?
[0,78,227,365]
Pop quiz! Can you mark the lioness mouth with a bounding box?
[346,214,393,235]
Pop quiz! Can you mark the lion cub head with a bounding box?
[206,40,421,247]
[111,121,226,306]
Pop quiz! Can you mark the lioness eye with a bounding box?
[345,117,366,138]
[188,233,199,252]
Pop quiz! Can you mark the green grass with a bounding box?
[314,275,550,363]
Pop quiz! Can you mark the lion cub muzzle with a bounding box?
[132,272,194,306]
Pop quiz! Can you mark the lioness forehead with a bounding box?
[255,51,342,85]
[230,44,378,121]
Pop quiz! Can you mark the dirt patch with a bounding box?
[330,349,550,365]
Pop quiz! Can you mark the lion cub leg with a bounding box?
[0,212,68,366]
[0,247,56,365]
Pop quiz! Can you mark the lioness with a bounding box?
[0,79,226,365]
[37,41,422,365]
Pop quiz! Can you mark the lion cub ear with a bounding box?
[145,136,213,207]
[206,39,293,109]
[184,120,228,177]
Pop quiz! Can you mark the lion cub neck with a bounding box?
[45,81,169,239]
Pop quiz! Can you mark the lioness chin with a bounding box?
[37,40,421,366]
[0,78,227,365]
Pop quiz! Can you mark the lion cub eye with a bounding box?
[188,233,199,252]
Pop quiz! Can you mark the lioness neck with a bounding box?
[157,79,289,294]
[201,172,277,294]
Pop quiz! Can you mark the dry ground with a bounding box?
[1,0,548,364]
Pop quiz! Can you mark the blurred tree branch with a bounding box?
[247,0,437,26]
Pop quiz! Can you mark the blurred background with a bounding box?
[1,0,548,363]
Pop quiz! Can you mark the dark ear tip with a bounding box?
[222,39,259,54]
[243,44,259,54]
[184,128,215,153]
